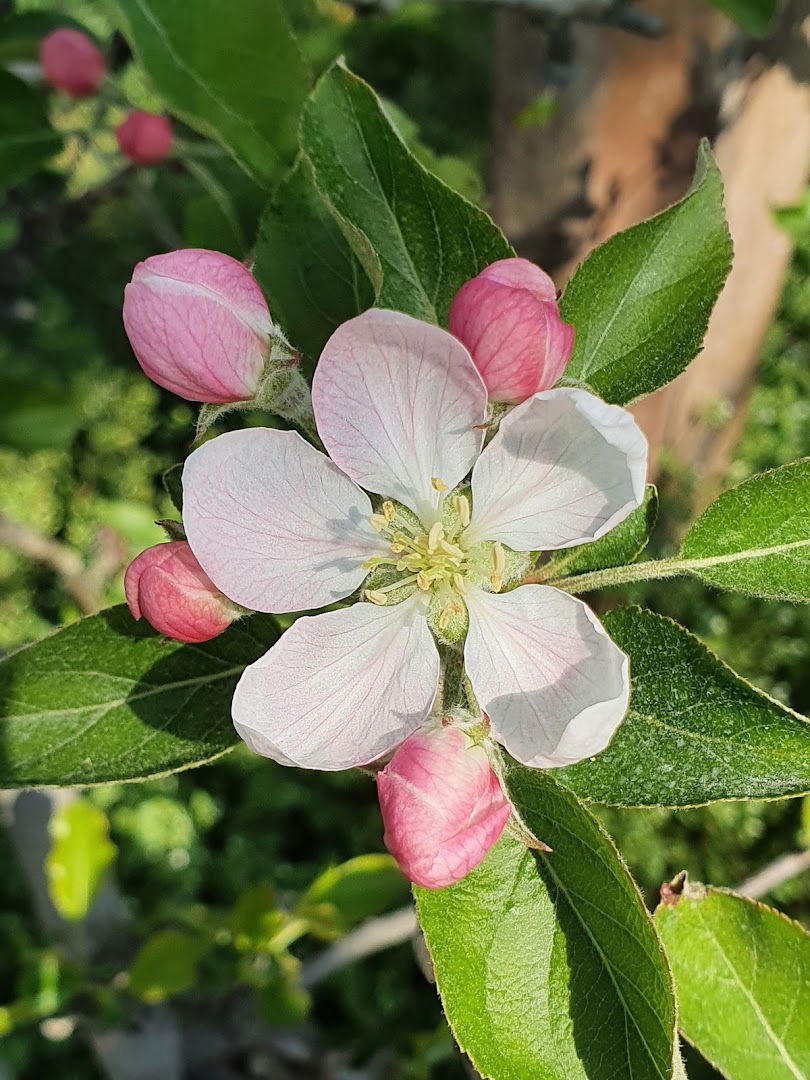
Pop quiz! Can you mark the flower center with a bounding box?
[361,481,506,629]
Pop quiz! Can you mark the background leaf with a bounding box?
[109,0,309,186]
[301,62,512,326]
[708,0,778,36]
[0,606,279,787]
[560,140,732,405]
[46,799,117,922]
[128,928,203,1003]
[543,485,658,581]
[0,70,62,191]
[416,771,675,1080]
[297,854,409,934]
[557,608,810,807]
[254,157,377,367]
[679,459,810,602]
[656,880,810,1080]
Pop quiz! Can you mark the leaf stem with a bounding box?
[546,557,686,594]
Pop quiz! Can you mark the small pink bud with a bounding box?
[116,111,173,166]
[449,257,574,404]
[123,248,273,402]
[377,725,511,890]
[125,541,239,644]
[40,28,105,98]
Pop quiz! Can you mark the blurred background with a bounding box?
[0,0,808,1077]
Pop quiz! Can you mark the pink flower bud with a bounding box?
[377,725,510,890]
[116,111,173,166]
[123,249,273,402]
[125,541,239,644]
[449,257,574,404]
[40,28,105,98]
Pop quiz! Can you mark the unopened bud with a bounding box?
[377,725,510,890]
[449,257,574,404]
[123,248,273,402]
[40,29,105,98]
[116,110,173,166]
[125,541,239,644]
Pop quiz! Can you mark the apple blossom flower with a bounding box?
[116,111,173,166]
[181,308,646,772]
[377,724,511,889]
[123,249,274,403]
[125,541,240,644]
[449,257,574,404]
[40,29,105,98]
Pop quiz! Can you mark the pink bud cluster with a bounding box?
[377,725,511,889]
[39,29,172,166]
[450,257,574,403]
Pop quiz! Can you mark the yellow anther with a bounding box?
[382,500,396,522]
[440,539,465,561]
[370,514,388,533]
[454,494,471,528]
[489,572,503,593]
[427,522,444,553]
[390,542,405,554]
[452,602,465,616]
[417,572,431,591]
[438,606,452,630]
[491,542,506,576]
[452,573,466,594]
[431,476,448,492]
[365,590,389,606]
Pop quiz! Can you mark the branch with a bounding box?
[300,906,418,989]
[736,850,810,900]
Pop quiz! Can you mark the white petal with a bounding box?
[312,309,487,522]
[232,599,440,770]
[467,388,647,550]
[464,585,629,768]
[183,428,385,613]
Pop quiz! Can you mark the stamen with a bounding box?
[440,539,465,560]
[454,494,471,528]
[431,476,448,492]
[382,500,396,522]
[365,590,388,606]
[417,572,431,591]
[452,573,466,594]
[427,522,444,553]
[438,605,452,630]
[490,542,506,593]
[370,514,388,533]
[390,542,405,554]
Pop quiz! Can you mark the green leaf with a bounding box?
[708,0,778,36]
[560,140,732,405]
[301,61,512,326]
[543,485,658,581]
[557,607,810,807]
[416,770,675,1080]
[46,799,117,921]
[162,463,183,513]
[0,606,279,787]
[254,157,377,366]
[656,879,810,1080]
[231,883,284,950]
[129,929,203,1003]
[0,70,62,190]
[109,0,309,186]
[679,459,810,602]
[297,854,409,933]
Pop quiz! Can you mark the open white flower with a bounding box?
[182,309,647,771]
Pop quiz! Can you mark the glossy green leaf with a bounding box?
[709,0,778,36]
[46,799,117,921]
[679,459,810,602]
[254,157,377,366]
[297,854,409,933]
[557,607,810,807]
[0,70,62,191]
[656,879,810,1080]
[301,62,512,325]
[543,485,658,581]
[416,770,675,1080]
[560,140,732,405]
[110,0,309,186]
[129,929,203,1003]
[0,606,279,787]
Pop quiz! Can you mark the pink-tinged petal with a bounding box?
[476,257,558,302]
[124,541,237,644]
[312,309,487,522]
[232,598,440,770]
[450,278,574,403]
[377,724,511,889]
[40,29,105,98]
[123,249,271,403]
[464,585,629,768]
[182,428,386,614]
[467,388,647,551]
